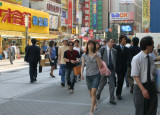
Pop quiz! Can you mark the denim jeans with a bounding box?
[60,64,66,84]
[65,67,75,89]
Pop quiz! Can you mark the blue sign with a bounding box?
[93,0,97,28]
[105,28,108,32]
[32,16,48,27]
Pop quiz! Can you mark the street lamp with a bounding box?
[25,15,29,45]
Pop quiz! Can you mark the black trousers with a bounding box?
[116,73,125,96]
[133,83,158,115]
[29,63,38,81]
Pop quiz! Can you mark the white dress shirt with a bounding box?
[106,45,113,65]
[131,51,156,84]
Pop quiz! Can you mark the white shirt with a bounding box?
[125,43,131,48]
[73,47,81,54]
[131,51,156,84]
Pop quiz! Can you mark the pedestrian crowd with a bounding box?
[24,35,159,115]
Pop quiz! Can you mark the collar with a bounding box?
[141,51,148,59]
[106,45,111,51]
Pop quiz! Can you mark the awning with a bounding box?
[0,30,58,39]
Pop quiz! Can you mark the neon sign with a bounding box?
[93,0,97,28]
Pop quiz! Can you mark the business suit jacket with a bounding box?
[99,46,117,73]
[25,45,40,64]
[115,45,130,74]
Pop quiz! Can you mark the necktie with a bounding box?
[108,50,113,70]
[147,55,151,85]
[121,46,124,51]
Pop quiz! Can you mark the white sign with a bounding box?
[110,12,134,20]
[46,1,62,15]
[49,15,59,29]
[120,0,134,3]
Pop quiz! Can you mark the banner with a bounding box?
[68,0,72,28]
[84,0,90,27]
[89,30,93,39]
[49,15,58,29]
[76,0,79,21]
[80,27,89,37]
[142,0,150,31]
[93,0,97,28]
[1,0,22,5]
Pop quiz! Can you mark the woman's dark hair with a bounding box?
[68,41,74,46]
[86,40,96,54]
[49,40,54,47]
[140,36,153,50]
[132,37,139,46]
[106,38,115,42]
[95,41,101,50]
[74,39,79,43]
[31,39,37,45]
[119,35,127,43]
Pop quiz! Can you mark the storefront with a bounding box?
[0,1,58,59]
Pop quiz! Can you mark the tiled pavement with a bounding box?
[0,66,160,115]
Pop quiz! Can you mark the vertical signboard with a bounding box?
[84,0,90,27]
[89,30,94,39]
[76,0,79,22]
[93,0,97,28]
[142,0,150,32]
[68,0,72,28]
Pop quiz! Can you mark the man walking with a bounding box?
[115,35,130,100]
[131,36,158,115]
[8,43,15,64]
[25,39,40,83]
[97,38,117,105]
[64,41,80,93]
[58,38,69,87]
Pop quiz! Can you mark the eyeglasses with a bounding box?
[69,45,74,46]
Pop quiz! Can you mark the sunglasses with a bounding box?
[69,45,74,46]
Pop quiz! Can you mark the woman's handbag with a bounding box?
[73,65,81,76]
[99,61,111,76]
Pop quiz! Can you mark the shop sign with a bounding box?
[110,12,134,20]
[68,0,72,28]
[142,0,150,31]
[120,0,134,4]
[76,0,80,21]
[0,1,49,34]
[1,0,22,5]
[110,20,134,24]
[46,1,62,15]
[61,0,68,9]
[89,30,93,39]
[0,8,48,28]
[49,15,58,29]
[84,0,90,27]
[93,0,97,28]
[62,10,67,18]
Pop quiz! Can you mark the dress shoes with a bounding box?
[117,95,122,100]
[30,80,34,83]
[110,100,116,105]
[61,83,65,87]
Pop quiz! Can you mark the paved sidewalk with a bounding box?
[0,66,160,115]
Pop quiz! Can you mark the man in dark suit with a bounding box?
[97,38,117,105]
[115,35,130,99]
[25,39,40,83]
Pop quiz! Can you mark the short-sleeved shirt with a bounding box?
[82,53,101,76]
[64,50,80,68]
[58,45,69,64]
[131,51,156,84]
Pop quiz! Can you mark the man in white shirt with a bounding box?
[131,36,158,115]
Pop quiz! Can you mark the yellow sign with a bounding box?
[1,0,22,5]
[61,0,68,9]
[142,0,150,30]
[0,1,49,34]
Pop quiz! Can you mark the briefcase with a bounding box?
[39,66,42,73]
[73,65,81,76]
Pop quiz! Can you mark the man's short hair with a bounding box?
[132,37,139,46]
[31,39,37,44]
[119,35,127,43]
[140,36,153,50]
[106,38,115,42]
[68,41,74,46]
[126,38,131,44]
[74,39,79,43]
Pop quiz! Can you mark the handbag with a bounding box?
[99,60,111,76]
[73,65,81,76]
[39,66,42,73]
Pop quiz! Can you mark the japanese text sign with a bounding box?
[93,0,97,28]
[84,0,90,27]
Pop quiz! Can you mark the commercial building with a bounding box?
[0,1,57,59]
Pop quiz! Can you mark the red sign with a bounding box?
[89,30,93,39]
[84,0,90,27]
[0,8,31,28]
[68,0,72,28]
